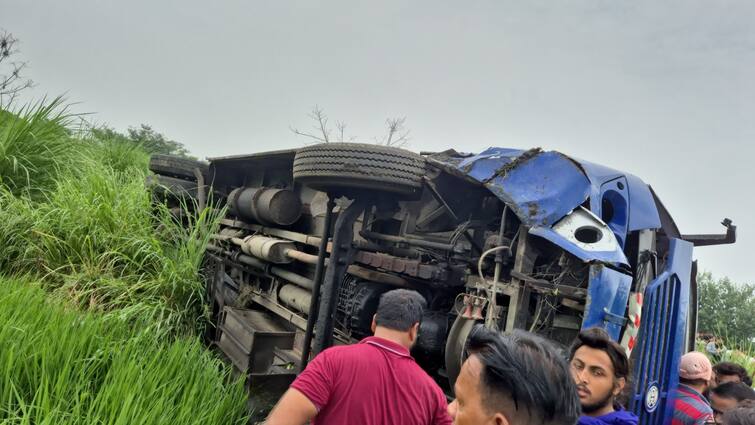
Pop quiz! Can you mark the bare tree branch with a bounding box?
[335,120,346,143]
[290,125,329,143]
[382,117,410,148]
[292,106,409,147]
[290,105,332,143]
[0,30,34,106]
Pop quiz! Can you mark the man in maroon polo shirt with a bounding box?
[265,289,452,425]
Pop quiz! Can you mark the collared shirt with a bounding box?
[671,384,715,425]
[291,336,452,425]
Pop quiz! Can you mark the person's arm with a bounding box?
[433,389,453,425]
[266,349,335,425]
[264,388,318,425]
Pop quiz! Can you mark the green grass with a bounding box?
[0,276,248,424]
[0,99,249,422]
[0,164,220,336]
[0,97,85,198]
[0,99,219,337]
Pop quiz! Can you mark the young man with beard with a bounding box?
[568,328,638,425]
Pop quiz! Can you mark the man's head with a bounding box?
[714,362,753,387]
[721,399,755,425]
[679,352,714,393]
[710,382,755,424]
[370,289,426,348]
[568,328,629,416]
[447,326,580,425]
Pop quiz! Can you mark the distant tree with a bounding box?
[126,124,193,158]
[291,105,410,148]
[697,272,755,342]
[90,124,193,158]
[89,126,131,145]
[0,30,34,106]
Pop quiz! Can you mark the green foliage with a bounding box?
[0,98,248,423]
[0,97,86,197]
[0,99,216,336]
[698,272,755,342]
[0,276,248,424]
[89,122,193,168]
[696,337,755,378]
[0,162,221,336]
[88,126,150,173]
[127,124,193,158]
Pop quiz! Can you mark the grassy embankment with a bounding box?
[0,276,248,424]
[0,98,249,423]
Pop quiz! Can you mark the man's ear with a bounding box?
[614,377,626,396]
[410,322,420,341]
[494,412,509,425]
[371,315,377,333]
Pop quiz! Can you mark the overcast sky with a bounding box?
[4,0,753,283]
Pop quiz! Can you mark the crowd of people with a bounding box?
[674,352,755,424]
[263,289,755,425]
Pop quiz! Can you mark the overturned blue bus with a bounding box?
[148,143,735,423]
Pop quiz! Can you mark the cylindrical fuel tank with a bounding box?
[228,187,302,226]
[279,284,312,313]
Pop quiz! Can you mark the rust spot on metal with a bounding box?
[528,202,539,217]
[484,147,543,183]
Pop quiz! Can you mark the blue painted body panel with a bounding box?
[581,265,633,339]
[630,238,692,425]
[459,150,592,227]
[624,173,662,231]
[456,147,525,181]
[442,148,662,232]
[566,158,662,232]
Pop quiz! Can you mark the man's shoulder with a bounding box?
[320,341,377,358]
[673,387,713,421]
[400,360,446,396]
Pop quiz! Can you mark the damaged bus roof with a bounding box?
[429,147,664,266]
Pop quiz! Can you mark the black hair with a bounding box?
[680,377,709,387]
[722,400,755,425]
[714,362,753,387]
[374,289,426,332]
[569,327,629,381]
[711,382,755,402]
[466,326,581,425]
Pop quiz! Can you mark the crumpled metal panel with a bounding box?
[457,149,591,227]
[582,264,633,340]
[456,147,525,181]
[439,148,662,232]
[434,146,665,266]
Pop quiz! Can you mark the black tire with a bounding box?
[149,154,210,182]
[292,143,426,197]
[146,174,198,200]
[445,316,477,390]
